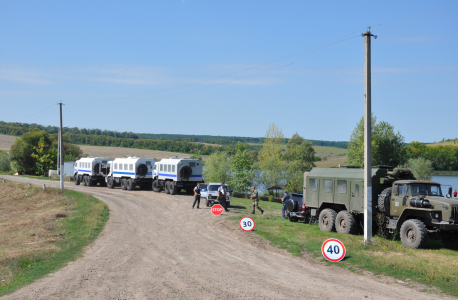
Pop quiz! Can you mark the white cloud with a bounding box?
[0,66,55,84]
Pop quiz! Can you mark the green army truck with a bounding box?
[302,166,458,249]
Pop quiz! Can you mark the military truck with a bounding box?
[302,166,458,249]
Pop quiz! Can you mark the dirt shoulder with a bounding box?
[0,175,453,300]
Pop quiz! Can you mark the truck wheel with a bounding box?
[335,210,357,234]
[82,176,87,186]
[107,177,114,189]
[165,182,171,194]
[152,180,162,192]
[319,209,337,232]
[126,178,133,191]
[205,198,210,207]
[121,179,127,190]
[442,237,458,250]
[74,174,80,185]
[88,177,94,187]
[400,219,429,249]
[178,165,192,181]
[378,187,391,213]
[170,182,178,195]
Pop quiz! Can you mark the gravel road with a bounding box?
[0,175,452,300]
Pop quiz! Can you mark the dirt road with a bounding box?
[0,175,450,300]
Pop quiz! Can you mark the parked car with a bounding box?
[199,184,208,198]
[205,183,231,207]
[286,193,310,222]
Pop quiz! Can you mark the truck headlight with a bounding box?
[435,213,439,218]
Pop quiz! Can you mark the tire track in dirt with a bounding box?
[0,175,452,300]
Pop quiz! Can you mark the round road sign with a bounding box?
[211,204,224,216]
[321,238,346,262]
[239,216,255,231]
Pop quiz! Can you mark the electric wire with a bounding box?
[28,107,59,123]
[23,104,56,119]
[66,28,367,106]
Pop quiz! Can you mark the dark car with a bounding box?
[285,193,310,222]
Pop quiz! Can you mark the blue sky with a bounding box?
[1,1,457,143]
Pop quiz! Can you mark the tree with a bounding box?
[283,133,316,192]
[203,152,232,184]
[31,137,54,175]
[346,115,405,167]
[257,123,285,190]
[229,143,253,193]
[400,157,433,180]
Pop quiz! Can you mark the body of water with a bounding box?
[432,175,458,196]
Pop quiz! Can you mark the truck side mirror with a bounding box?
[394,185,399,196]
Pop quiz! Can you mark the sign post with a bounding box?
[211,204,224,216]
[239,216,255,231]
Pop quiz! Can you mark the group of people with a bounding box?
[191,183,264,215]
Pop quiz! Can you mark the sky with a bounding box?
[1,1,457,143]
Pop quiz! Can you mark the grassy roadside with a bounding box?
[228,196,458,297]
[0,180,109,296]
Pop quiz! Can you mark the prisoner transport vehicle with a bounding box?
[300,166,458,249]
[74,157,111,187]
[106,157,155,190]
[152,158,203,195]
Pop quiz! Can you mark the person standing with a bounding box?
[281,191,290,219]
[454,189,457,198]
[218,184,229,212]
[192,183,201,209]
[250,186,264,215]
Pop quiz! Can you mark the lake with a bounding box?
[432,175,458,196]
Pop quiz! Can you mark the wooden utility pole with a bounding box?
[363,29,375,245]
[58,102,64,190]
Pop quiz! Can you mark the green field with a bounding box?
[313,145,346,154]
[228,196,458,297]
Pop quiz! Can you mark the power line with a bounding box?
[29,107,58,123]
[23,104,56,119]
[67,28,367,106]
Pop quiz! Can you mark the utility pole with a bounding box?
[57,127,60,175]
[58,102,64,190]
[363,28,375,245]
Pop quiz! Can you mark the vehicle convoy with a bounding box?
[74,157,111,187]
[152,158,204,195]
[293,166,458,249]
[204,183,231,207]
[105,157,155,190]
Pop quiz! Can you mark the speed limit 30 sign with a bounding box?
[239,216,255,231]
[321,238,346,262]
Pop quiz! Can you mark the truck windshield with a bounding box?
[408,184,442,196]
[208,185,227,192]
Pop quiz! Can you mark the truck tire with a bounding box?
[178,165,192,181]
[74,174,80,185]
[121,178,127,190]
[82,176,87,186]
[205,198,210,207]
[107,177,114,189]
[378,187,391,213]
[88,177,94,187]
[92,163,100,174]
[400,219,429,249]
[136,164,148,177]
[152,180,162,192]
[319,209,337,232]
[286,199,297,212]
[442,237,458,250]
[165,182,171,194]
[126,178,133,191]
[335,210,357,234]
[170,182,178,195]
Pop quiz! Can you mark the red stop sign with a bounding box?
[211,204,224,215]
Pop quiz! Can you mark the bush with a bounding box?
[0,150,11,172]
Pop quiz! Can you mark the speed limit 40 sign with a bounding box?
[321,238,346,262]
[239,216,255,231]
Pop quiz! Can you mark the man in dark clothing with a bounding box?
[218,184,229,212]
[192,183,201,209]
[281,191,290,219]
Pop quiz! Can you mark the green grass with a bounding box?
[0,188,109,296]
[18,174,60,181]
[228,197,458,297]
[312,145,346,154]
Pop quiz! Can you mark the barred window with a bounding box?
[119,164,122,170]
[323,179,333,193]
[172,165,175,172]
[309,178,318,191]
[189,162,196,167]
[129,164,133,171]
[168,165,171,172]
[124,164,128,170]
[337,180,347,194]
[114,163,117,170]
[355,184,359,197]
[160,164,163,171]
